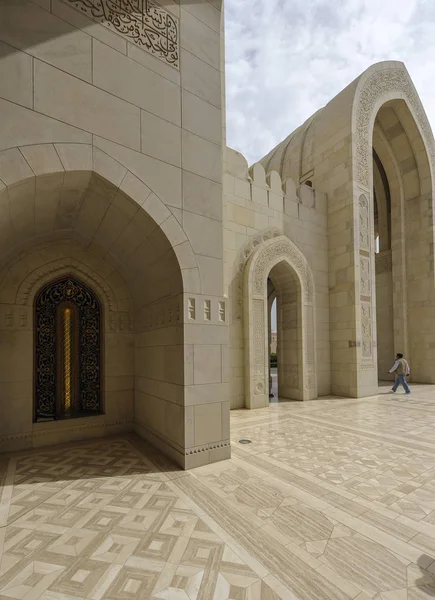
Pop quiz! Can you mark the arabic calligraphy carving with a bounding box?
[63,0,179,68]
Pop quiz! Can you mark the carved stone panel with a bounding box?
[253,299,265,377]
[355,68,435,188]
[358,194,373,361]
[234,229,281,319]
[252,240,314,304]
[360,256,371,296]
[62,0,179,68]
[361,301,372,359]
[359,195,370,252]
[306,306,315,365]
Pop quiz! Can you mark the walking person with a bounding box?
[389,353,411,394]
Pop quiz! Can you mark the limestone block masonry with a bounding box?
[224,152,327,409]
[1,0,435,468]
[0,0,228,469]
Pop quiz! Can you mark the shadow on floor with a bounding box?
[415,555,435,596]
[1,432,184,485]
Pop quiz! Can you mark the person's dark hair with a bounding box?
[397,353,403,358]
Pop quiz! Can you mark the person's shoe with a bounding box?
[391,389,396,393]
[406,391,411,394]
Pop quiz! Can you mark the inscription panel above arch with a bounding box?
[62,0,179,68]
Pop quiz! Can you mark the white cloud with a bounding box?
[225,0,435,165]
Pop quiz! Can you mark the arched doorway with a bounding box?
[268,288,277,399]
[243,236,316,408]
[354,70,435,386]
[34,276,102,421]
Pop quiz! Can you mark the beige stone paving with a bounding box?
[1,385,435,599]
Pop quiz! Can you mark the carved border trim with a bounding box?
[234,228,281,319]
[244,235,317,403]
[17,262,117,311]
[358,194,373,361]
[0,420,133,444]
[251,237,315,305]
[355,67,435,188]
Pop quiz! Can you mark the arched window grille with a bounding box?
[34,277,102,421]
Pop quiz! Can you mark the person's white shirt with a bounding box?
[389,359,410,375]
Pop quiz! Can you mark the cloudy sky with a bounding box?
[224,0,435,165]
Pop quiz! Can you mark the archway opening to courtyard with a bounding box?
[268,262,303,402]
[268,292,278,399]
[243,235,316,409]
[370,98,434,384]
[372,148,394,382]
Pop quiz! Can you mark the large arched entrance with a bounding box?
[353,66,435,388]
[252,61,435,398]
[243,236,317,408]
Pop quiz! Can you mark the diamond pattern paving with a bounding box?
[1,385,435,599]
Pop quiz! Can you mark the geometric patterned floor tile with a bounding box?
[2,386,435,600]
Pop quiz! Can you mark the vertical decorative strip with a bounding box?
[359,194,373,362]
[204,300,211,321]
[306,306,314,365]
[253,299,265,377]
[63,308,72,417]
[188,298,196,320]
[219,301,226,322]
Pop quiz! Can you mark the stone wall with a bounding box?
[0,0,229,469]
[223,149,330,409]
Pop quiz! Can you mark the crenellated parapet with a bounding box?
[224,147,324,215]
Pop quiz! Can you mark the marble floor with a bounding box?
[1,387,435,600]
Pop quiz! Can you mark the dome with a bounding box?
[259,108,325,184]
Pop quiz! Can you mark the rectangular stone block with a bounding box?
[183,171,222,221]
[182,130,222,184]
[182,89,221,145]
[193,345,222,384]
[141,110,181,167]
[183,211,222,259]
[0,42,33,108]
[181,3,221,34]
[34,60,141,150]
[185,382,229,406]
[194,402,222,446]
[0,0,92,81]
[93,40,181,126]
[181,49,221,108]
[180,8,220,69]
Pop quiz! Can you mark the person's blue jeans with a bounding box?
[392,374,410,393]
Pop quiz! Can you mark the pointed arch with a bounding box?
[352,62,435,191]
[243,236,316,408]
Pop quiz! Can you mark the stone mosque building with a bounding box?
[0,0,434,470]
